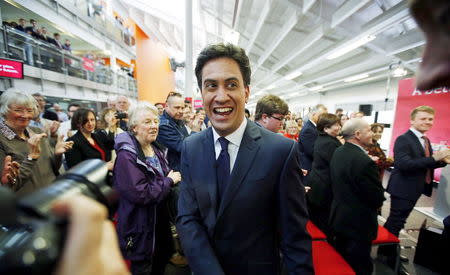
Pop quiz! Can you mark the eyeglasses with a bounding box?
[269,115,284,122]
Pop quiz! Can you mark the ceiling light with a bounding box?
[392,67,407,77]
[284,70,303,80]
[266,84,276,90]
[327,35,376,60]
[309,85,323,91]
[344,73,370,82]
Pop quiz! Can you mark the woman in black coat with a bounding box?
[307,113,343,237]
[65,108,114,169]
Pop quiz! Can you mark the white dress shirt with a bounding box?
[409,127,426,149]
[212,118,247,173]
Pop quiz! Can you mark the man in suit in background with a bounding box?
[330,118,385,275]
[177,43,313,275]
[378,106,449,273]
[254,94,289,133]
[298,103,327,184]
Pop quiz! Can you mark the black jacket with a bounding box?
[65,130,113,168]
[387,130,446,201]
[298,120,318,172]
[330,142,385,241]
[307,133,341,208]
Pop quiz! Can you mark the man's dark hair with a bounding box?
[254,94,289,121]
[68,102,81,111]
[335,108,343,113]
[54,32,60,37]
[71,108,96,130]
[195,43,251,89]
[317,113,339,132]
[195,107,204,114]
[30,19,36,24]
[245,108,250,117]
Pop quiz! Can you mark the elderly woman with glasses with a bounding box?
[0,89,73,195]
[113,102,181,275]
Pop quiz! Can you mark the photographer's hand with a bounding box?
[52,195,130,275]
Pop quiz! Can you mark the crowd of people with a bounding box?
[0,1,450,275]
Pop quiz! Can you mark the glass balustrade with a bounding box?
[1,25,136,95]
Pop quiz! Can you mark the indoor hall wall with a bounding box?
[135,26,174,104]
[288,78,401,113]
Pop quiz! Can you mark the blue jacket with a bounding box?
[156,111,190,171]
[299,120,318,172]
[113,132,173,260]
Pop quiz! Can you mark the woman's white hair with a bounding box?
[128,101,159,129]
[0,88,39,118]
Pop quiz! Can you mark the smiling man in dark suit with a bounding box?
[378,106,449,273]
[176,43,313,275]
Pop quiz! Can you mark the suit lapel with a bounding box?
[217,121,261,220]
[407,130,425,156]
[202,128,219,219]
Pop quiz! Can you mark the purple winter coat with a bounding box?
[113,132,173,261]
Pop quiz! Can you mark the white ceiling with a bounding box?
[120,0,423,105]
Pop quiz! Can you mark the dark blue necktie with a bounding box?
[217,137,230,200]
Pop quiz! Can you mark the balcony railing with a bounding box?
[0,26,137,95]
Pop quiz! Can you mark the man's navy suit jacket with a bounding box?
[387,130,446,201]
[298,120,318,172]
[176,120,313,275]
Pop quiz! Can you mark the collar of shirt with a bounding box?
[409,127,426,147]
[310,120,317,127]
[349,142,368,154]
[212,118,247,172]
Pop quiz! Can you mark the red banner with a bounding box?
[194,99,203,109]
[0,58,23,79]
[391,78,450,180]
[82,57,95,72]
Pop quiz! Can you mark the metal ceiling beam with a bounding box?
[331,0,371,28]
[270,24,324,73]
[303,0,316,14]
[232,0,244,29]
[256,0,411,89]
[385,31,425,56]
[245,0,271,53]
[254,9,299,70]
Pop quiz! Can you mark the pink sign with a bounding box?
[0,58,23,79]
[391,78,450,180]
[194,99,203,109]
[82,57,95,72]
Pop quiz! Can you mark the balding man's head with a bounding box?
[341,118,373,147]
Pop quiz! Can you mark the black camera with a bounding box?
[0,159,117,275]
[115,112,128,120]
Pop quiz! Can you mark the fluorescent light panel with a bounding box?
[327,35,376,60]
[309,85,323,91]
[344,73,370,82]
[284,70,303,80]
